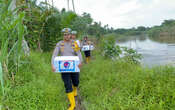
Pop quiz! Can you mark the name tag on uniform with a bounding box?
[82,45,94,51]
[54,56,80,73]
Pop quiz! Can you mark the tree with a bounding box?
[162,19,175,26]
[71,12,93,35]
[137,26,146,31]
[72,0,75,12]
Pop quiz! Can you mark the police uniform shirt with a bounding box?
[51,41,83,65]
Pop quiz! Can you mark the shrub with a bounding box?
[101,34,142,64]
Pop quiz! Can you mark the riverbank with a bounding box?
[80,53,175,110]
[1,51,175,110]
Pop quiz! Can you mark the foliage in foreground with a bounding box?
[1,51,175,110]
[2,52,68,110]
[0,0,26,96]
[80,55,175,110]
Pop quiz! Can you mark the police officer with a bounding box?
[82,36,92,63]
[71,31,81,49]
[51,28,83,110]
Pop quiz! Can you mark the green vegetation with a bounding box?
[1,51,175,110]
[14,0,114,51]
[114,26,148,36]
[80,54,175,110]
[0,0,26,96]
[148,20,175,38]
[3,52,68,109]
[111,19,175,41]
[148,19,175,43]
[0,0,115,104]
[1,0,175,110]
[100,34,142,64]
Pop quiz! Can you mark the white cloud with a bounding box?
[45,0,175,28]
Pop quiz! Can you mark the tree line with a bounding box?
[2,0,175,52]
[14,0,116,52]
[148,19,175,38]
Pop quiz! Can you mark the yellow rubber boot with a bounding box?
[86,57,89,63]
[67,92,75,110]
[88,56,91,62]
[73,86,77,97]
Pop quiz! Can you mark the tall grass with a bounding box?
[0,0,26,96]
[2,51,175,110]
[0,63,4,96]
[3,52,69,110]
[80,54,175,110]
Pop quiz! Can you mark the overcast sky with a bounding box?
[45,0,175,29]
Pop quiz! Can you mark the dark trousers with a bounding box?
[61,72,79,93]
[84,50,91,57]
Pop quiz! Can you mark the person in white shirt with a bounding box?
[82,36,92,63]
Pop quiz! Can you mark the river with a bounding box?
[116,35,175,66]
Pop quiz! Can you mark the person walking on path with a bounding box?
[51,28,83,110]
[82,36,92,63]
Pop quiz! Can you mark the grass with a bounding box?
[1,51,175,110]
[2,52,69,110]
[0,0,26,97]
[80,54,175,110]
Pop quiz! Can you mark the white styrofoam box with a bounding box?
[91,45,94,50]
[81,45,94,51]
[54,56,80,73]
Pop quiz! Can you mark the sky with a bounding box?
[44,0,175,29]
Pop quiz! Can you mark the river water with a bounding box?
[116,35,175,66]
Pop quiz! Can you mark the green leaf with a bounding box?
[0,62,4,95]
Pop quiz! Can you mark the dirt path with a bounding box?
[75,88,86,110]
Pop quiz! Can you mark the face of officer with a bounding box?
[71,34,76,40]
[64,33,71,41]
[84,37,88,41]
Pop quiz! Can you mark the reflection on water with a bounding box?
[116,35,175,66]
[151,35,175,43]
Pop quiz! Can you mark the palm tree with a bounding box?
[72,0,75,12]
[67,0,70,11]
[52,0,54,8]
[66,0,75,12]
